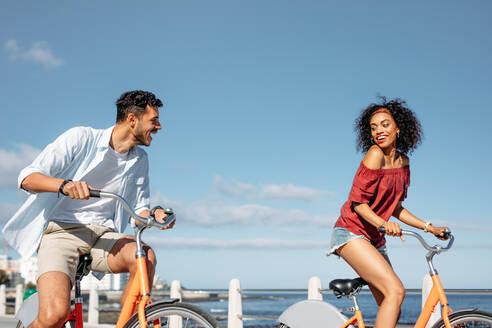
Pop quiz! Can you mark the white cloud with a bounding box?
[146,237,330,249]
[260,184,330,201]
[151,192,337,227]
[213,175,256,199]
[0,144,40,188]
[433,221,492,233]
[213,175,333,202]
[5,39,64,69]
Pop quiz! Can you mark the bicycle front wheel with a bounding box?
[123,302,219,328]
[432,309,492,328]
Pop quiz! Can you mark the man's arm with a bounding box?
[19,127,93,198]
[21,172,92,200]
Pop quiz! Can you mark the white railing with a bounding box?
[226,275,441,328]
[0,275,455,328]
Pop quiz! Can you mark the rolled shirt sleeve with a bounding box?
[18,127,87,193]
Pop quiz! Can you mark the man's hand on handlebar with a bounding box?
[61,180,94,200]
[151,208,176,230]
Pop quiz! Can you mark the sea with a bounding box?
[190,290,492,327]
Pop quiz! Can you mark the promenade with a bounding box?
[0,315,113,327]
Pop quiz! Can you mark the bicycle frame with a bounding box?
[63,263,87,328]
[414,274,451,328]
[89,190,176,328]
[65,286,84,328]
[339,229,455,328]
[115,226,154,328]
[341,310,365,328]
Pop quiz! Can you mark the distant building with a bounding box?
[0,254,129,291]
[19,256,38,285]
[0,254,23,287]
[153,274,168,289]
[0,254,19,271]
[80,272,129,291]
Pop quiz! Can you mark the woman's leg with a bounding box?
[338,238,405,328]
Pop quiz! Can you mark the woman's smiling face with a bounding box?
[369,108,400,149]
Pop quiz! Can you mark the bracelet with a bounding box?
[424,221,432,232]
[58,179,72,197]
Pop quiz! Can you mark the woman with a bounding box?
[329,97,447,328]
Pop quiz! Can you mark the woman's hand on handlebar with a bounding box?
[381,221,405,241]
[428,225,449,240]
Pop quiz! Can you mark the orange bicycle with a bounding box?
[16,190,218,328]
[279,229,492,328]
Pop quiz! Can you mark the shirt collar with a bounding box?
[97,126,115,149]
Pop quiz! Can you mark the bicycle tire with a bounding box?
[432,309,492,328]
[123,302,219,328]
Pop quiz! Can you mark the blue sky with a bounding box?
[1,1,491,289]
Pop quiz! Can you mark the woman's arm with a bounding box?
[353,202,403,237]
[354,146,403,237]
[393,202,448,237]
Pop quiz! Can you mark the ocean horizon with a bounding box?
[187,289,492,327]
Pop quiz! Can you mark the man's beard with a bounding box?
[134,127,150,146]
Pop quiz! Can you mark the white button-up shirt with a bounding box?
[2,126,150,258]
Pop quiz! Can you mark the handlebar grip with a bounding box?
[89,190,101,198]
[378,226,386,233]
[440,229,451,240]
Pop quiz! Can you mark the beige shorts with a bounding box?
[37,221,125,285]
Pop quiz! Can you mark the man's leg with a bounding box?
[91,234,157,306]
[32,222,90,328]
[108,236,157,305]
[28,272,71,328]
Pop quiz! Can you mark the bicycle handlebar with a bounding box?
[378,226,454,254]
[89,190,176,229]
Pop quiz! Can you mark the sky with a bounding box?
[1,1,491,290]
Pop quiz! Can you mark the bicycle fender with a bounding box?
[149,298,180,306]
[15,292,39,327]
[278,300,348,328]
[430,308,485,328]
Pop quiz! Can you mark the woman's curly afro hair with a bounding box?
[355,97,423,155]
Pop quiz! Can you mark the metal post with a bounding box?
[423,274,441,328]
[308,276,323,300]
[170,280,182,328]
[88,282,99,324]
[0,284,5,315]
[228,278,243,328]
[15,284,23,314]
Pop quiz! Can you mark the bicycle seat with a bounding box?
[329,277,367,298]
[75,254,92,280]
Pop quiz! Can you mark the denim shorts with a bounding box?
[327,227,388,256]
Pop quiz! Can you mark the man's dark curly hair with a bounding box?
[355,97,423,155]
[115,90,163,123]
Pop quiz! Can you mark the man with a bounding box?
[3,90,174,328]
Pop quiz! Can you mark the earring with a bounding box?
[397,132,400,138]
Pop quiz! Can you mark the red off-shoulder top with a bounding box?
[334,162,410,248]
